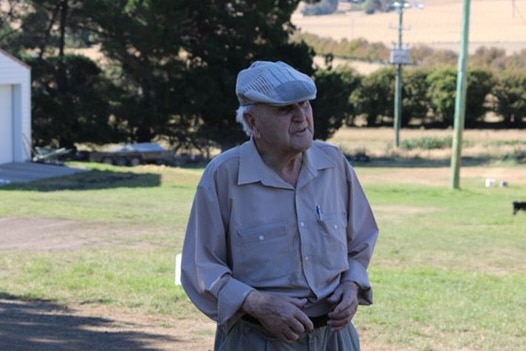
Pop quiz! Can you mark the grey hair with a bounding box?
[235,105,254,137]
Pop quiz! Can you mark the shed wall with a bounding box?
[0,51,31,163]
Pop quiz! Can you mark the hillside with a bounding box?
[293,0,526,54]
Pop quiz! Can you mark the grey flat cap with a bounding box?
[235,61,317,106]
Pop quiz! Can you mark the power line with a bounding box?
[513,0,526,25]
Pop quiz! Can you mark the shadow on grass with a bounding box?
[0,293,178,351]
[1,169,161,192]
[349,156,496,168]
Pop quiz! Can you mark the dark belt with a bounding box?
[242,314,329,329]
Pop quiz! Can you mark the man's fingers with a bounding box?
[286,298,314,331]
[329,300,357,318]
[327,289,343,305]
[289,297,308,308]
[331,296,353,315]
[328,318,350,331]
[328,303,358,331]
[282,327,300,343]
[290,314,314,333]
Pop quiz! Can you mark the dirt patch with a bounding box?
[0,217,219,350]
[0,218,158,252]
[0,217,220,351]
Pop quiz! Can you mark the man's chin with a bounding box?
[293,138,313,152]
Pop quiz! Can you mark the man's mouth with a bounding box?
[293,127,308,134]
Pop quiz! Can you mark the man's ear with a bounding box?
[244,112,259,138]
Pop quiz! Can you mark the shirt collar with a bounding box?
[238,139,336,187]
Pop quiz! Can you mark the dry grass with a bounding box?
[296,0,526,175]
[330,127,524,160]
[329,127,526,187]
[293,0,526,54]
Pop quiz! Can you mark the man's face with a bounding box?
[247,101,314,157]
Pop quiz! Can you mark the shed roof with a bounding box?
[0,48,31,69]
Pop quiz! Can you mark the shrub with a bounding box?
[302,0,339,16]
[400,137,453,151]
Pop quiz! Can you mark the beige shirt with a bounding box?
[181,139,379,330]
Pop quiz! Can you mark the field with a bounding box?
[332,127,525,167]
[293,0,526,55]
[1,128,525,351]
[2,1,526,349]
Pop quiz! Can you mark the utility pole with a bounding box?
[390,1,407,148]
[450,0,471,189]
[390,1,421,147]
[394,3,404,148]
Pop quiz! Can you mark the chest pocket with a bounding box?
[314,213,348,272]
[233,221,294,286]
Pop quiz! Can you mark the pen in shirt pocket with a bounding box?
[316,204,324,222]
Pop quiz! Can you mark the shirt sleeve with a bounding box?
[341,164,379,305]
[180,174,254,330]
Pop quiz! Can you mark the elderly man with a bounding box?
[181,61,379,351]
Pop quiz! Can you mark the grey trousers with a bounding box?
[214,319,361,351]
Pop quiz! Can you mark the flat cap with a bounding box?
[235,61,317,106]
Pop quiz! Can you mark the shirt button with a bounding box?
[334,224,338,229]
[259,235,264,241]
[300,222,305,227]
[304,256,309,261]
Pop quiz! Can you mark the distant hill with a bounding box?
[293,0,526,54]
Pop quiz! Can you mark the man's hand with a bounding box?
[326,281,360,331]
[242,290,314,343]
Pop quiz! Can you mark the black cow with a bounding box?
[513,201,526,215]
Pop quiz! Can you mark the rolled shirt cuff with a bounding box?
[217,278,255,330]
[342,261,373,305]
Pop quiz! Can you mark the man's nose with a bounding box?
[291,104,307,121]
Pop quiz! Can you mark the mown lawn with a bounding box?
[1,160,525,351]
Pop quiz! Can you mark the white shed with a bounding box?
[0,48,31,164]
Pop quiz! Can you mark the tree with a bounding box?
[464,68,494,128]
[75,0,318,151]
[498,49,526,73]
[410,45,457,69]
[2,0,323,150]
[312,66,362,140]
[492,73,526,128]
[78,0,190,143]
[302,0,338,16]
[363,0,392,14]
[351,67,395,126]
[426,67,494,128]
[402,68,430,127]
[469,46,506,70]
[180,0,315,151]
[0,0,30,49]
[31,54,119,148]
[4,0,118,148]
[426,68,457,127]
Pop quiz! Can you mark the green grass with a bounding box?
[356,177,526,350]
[1,162,525,350]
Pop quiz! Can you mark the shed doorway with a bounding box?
[0,85,13,164]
